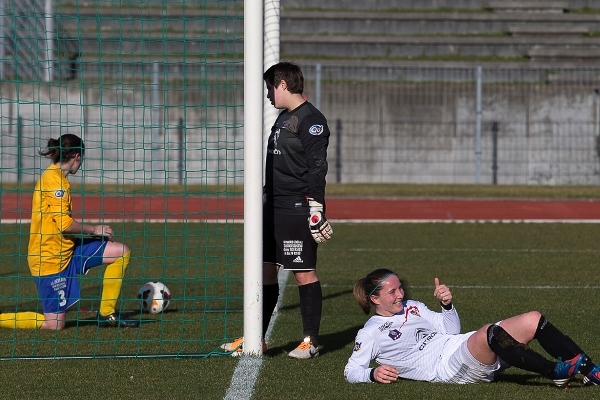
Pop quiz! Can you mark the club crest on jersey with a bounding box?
[353,341,362,352]
[309,124,324,135]
[54,190,65,198]
[388,329,402,340]
[406,305,420,317]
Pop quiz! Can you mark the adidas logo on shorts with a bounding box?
[293,256,303,263]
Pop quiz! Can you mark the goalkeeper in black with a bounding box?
[221,61,333,358]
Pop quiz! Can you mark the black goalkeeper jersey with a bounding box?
[265,101,330,214]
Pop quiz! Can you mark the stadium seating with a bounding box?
[51,0,600,75]
[278,1,600,64]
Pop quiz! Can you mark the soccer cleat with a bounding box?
[220,337,268,356]
[583,364,600,385]
[553,353,584,387]
[288,336,319,359]
[98,311,140,328]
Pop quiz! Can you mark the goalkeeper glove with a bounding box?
[307,198,333,243]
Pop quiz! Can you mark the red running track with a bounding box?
[2,194,600,222]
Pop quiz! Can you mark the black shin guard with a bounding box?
[298,281,322,347]
[487,324,556,379]
[535,315,594,375]
[263,283,279,336]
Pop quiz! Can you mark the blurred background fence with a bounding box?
[3,63,600,186]
[304,64,600,186]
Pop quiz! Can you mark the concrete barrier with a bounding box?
[485,1,568,13]
[3,72,600,186]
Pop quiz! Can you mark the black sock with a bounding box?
[263,283,279,336]
[487,324,556,379]
[535,315,583,359]
[534,315,594,375]
[298,281,322,347]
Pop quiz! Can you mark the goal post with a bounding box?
[243,0,280,355]
[243,0,264,356]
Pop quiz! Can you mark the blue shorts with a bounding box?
[33,238,107,314]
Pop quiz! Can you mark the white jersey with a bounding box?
[344,300,462,383]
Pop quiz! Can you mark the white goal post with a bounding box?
[243,0,280,355]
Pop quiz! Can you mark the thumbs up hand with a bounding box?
[433,278,452,306]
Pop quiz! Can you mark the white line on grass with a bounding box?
[420,285,600,289]
[5,219,600,224]
[332,219,600,224]
[310,284,600,290]
[223,269,290,400]
[349,248,600,253]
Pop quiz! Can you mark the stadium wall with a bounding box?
[2,66,600,186]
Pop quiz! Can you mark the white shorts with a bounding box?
[435,332,501,384]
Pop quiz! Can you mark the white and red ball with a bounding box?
[137,281,171,314]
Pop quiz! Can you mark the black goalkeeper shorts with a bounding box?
[263,207,318,271]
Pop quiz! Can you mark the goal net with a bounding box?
[0,0,245,359]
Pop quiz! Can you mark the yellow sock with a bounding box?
[0,312,44,329]
[99,251,131,316]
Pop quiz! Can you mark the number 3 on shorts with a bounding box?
[58,290,67,307]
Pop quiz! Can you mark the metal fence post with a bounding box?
[315,62,321,111]
[178,117,184,185]
[17,115,22,184]
[152,61,160,182]
[475,65,482,184]
[492,121,498,184]
[336,118,342,183]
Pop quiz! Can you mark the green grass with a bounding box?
[257,223,600,400]
[0,222,245,359]
[2,222,600,398]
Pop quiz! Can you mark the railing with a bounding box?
[3,64,600,186]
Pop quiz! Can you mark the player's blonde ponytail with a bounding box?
[353,278,371,314]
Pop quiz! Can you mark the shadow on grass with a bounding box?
[278,288,353,312]
[495,370,588,388]
[269,288,359,356]
[319,324,365,355]
[1,300,178,329]
[69,311,162,328]
[267,324,364,357]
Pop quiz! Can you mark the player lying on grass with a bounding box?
[0,134,138,330]
[344,268,600,387]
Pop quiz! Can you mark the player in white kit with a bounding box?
[345,269,600,387]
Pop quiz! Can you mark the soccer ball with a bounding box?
[137,281,171,314]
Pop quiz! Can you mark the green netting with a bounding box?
[0,0,244,359]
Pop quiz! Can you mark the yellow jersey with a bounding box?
[28,164,76,277]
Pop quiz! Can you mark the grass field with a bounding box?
[2,220,600,399]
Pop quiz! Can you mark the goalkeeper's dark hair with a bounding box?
[353,269,397,315]
[39,134,85,164]
[263,61,304,94]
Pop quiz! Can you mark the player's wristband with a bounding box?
[440,301,453,310]
[369,368,377,382]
